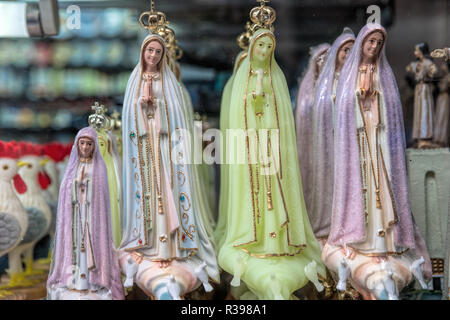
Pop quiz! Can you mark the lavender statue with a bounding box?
[46,127,124,300]
[322,23,432,300]
[309,28,355,246]
[294,43,330,213]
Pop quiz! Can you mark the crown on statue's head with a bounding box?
[139,1,177,50]
[88,101,110,131]
[249,0,276,33]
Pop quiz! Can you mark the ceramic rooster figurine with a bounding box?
[0,141,29,292]
[12,142,52,279]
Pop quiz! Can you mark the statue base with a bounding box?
[119,250,212,300]
[322,243,414,300]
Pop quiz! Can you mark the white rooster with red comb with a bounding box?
[10,142,51,282]
[0,141,29,291]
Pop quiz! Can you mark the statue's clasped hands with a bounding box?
[250,69,266,116]
[141,95,156,106]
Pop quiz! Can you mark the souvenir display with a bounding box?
[406,43,438,149]
[309,28,355,245]
[217,1,325,300]
[0,141,29,294]
[46,127,124,300]
[0,0,447,302]
[294,42,330,213]
[119,4,219,299]
[322,23,432,300]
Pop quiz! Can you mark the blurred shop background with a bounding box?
[0,0,448,146]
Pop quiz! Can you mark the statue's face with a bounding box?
[252,36,274,64]
[144,40,164,70]
[78,137,95,159]
[336,40,354,70]
[362,31,384,61]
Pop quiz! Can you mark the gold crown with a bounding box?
[88,102,110,131]
[139,1,182,60]
[139,1,174,43]
[249,0,276,33]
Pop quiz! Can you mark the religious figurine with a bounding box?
[309,28,355,247]
[0,141,29,293]
[322,23,432,300]
[46,127,124,300]
[119,6,219,299]
[406,42,438,148]
[107,127,123,235]
[294,42,330,214]
[216,23,251,251]
[432,60,449,147]
[88,103,123,249]
[217,2,325,300]
[98,130,122,249]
